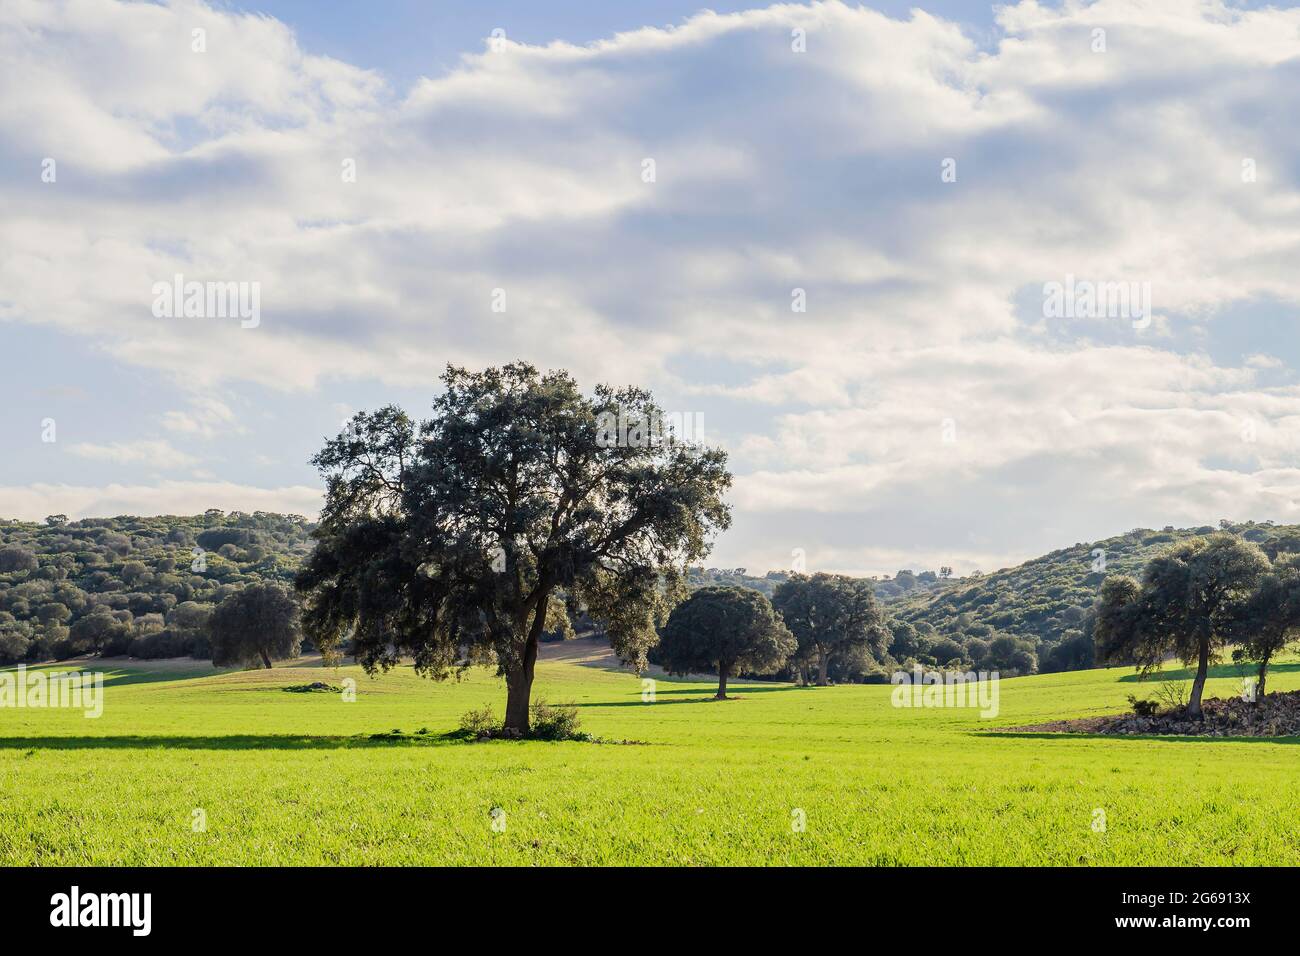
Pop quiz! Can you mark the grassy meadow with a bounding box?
[2,648,1298,866]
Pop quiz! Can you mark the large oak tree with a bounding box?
[771,573,889,685]
[296,363,731,733]
[1094,534,1267,717]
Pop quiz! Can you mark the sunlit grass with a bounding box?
[1,653,1297,865]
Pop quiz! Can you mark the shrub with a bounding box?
[282,682,339,693]
[196,527,257,551]
[0,546,38,574]
[459,705,498,736]
[528,700,582,740]
[1127,694,1159,717]
[0,628,31,664]
[28,624,67,662]
[36,603,71,625]
[101,628,133,657]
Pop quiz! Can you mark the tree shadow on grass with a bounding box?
[0,733,462,751]
[0,666,208,690]
[979,731,1300,745]
[650,684,797,696]
[571,684,800,707]
[1116,661,1300,683]
[571,697,718,708]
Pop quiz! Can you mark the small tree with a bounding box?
[980,632,1039,676]
[36,603,72,626]
[1232,554,1300,700]
[771,573,889,685]
[209,582,302,669]
[657,586,795,699]
[1094,534,1267,717]
[887,619,924,661]
[69,608,132,656]
[0,546,38,574]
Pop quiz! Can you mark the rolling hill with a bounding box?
[5,512,1297,676]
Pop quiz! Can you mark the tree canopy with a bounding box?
[295,362,732,732]
[1094,534,1269,716]
[771,573,888,685]
[1230,553,1300,698]
[656,585,795,699]
[209,581,303,669]
[0,511,311,665]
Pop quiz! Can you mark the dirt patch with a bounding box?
[1004,690,1300,738]
[538,635,712,679]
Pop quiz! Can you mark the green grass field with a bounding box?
[3,650,1298,866]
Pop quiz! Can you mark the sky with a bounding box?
[2,0,1300,578]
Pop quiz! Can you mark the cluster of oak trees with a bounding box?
[290,363,1049,731]
[652,573,889,700]
[1096,533,1300,717]
[295,364,910,728]
[291,363,1300,732]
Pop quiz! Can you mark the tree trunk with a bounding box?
[503,664,535,734]
[260,649,272,669]
[1186,639,1209,718]
[502,596,548,734]
[716,663,729,700]
[1256,651,1271,702]
[817,652,830,687]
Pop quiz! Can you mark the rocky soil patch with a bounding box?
[1005,690,1300,737]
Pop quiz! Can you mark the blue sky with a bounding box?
[225,0,1005,85]
[3,0,1299,576]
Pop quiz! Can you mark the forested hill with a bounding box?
[689,521,1300,674]
[4,511,1297,674]
[878,521,1300,672]
[0,511,314,664]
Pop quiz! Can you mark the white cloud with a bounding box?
[160,397,242,438]
[0,481,322,522]
[6,0,1299,390]
[1245,353,1284,369]
[4,0,1300,574]
[66,439,200,469]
